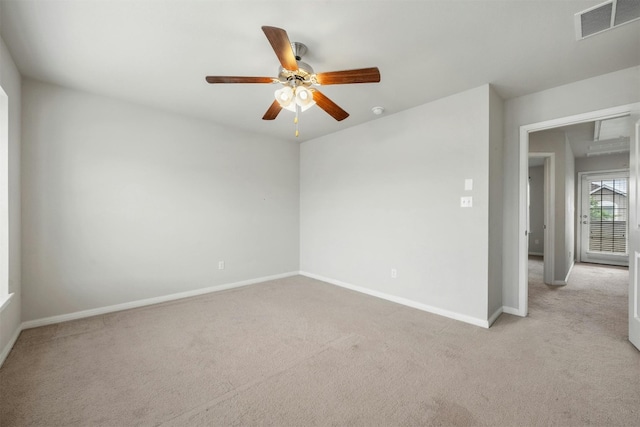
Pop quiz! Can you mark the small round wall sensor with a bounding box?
[371,106,385,115]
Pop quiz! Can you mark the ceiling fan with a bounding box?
[205,26,380,136]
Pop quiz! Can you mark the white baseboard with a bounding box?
[0,293,19,368]
[552,260,575,286]
[488,306,503,326]
[299,271,491,328]
[528,252,544,257]
[22,271,299,330]
[0,324,22,368]
[0,292,14,312]
[502,306,525,316]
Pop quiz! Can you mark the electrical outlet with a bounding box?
[391,268,397,279]
[460,196,473,208]
[218,261,225,270]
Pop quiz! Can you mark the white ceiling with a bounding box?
[2,0,639,142]
[563,117,632,158]
[528,116,632,167]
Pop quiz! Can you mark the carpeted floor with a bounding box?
[1,262,638,426]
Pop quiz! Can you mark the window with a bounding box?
[589,178,628,254]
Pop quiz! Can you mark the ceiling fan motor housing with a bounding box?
[278,42,315,86]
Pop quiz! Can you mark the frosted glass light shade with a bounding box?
[275,86,316,113]
[275,86,295,111]
[295,86,316,112]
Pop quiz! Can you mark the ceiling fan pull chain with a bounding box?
[294,104,300,137]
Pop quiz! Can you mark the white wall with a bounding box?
[528,165,544,255]
[502,66,640,310]
[488,86,504,317]
[9,61,639,336]
[0,36,21,364]
[300,85,496,326]
[21,79,300,321]
[565,139,575,273]
[575,152,629,174]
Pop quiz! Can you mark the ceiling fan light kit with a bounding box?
[275,86,315,113]
[205,26,381,137]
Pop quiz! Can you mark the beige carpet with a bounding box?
[1,263,638,426]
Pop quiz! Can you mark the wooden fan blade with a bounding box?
[315,67,381,85]
[262,100,282,120]
[262,26,298,71]
[206,76,274,84]
[312,90,349,121]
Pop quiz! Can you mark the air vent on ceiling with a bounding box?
[575,0,640,39]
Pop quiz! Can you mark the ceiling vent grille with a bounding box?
[575,0,640,39]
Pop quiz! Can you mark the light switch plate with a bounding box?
[464,179,473,191]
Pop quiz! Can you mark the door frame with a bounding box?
[577,169,630,266]
[518,103,640,317]
[528,152,555,285]
[630,115,640,350]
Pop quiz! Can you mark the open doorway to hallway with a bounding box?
[528,153,554,285]
[519,103,640,350]
[527,117,631,299]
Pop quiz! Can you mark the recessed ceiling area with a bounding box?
[528,116,632,168]
[555,116,631,158]
[1,1,639,141]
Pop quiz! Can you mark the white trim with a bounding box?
[502,306,523,316]
[300,271,491,328]
[566,259,575,282]
[552,259,575,285]
[0,291,14,312]
[528,152,555,286]
[520,124,529,316]
[518,103,640,316]
[528,252,544,256]
[543,155,555,286]
[487,306,503,327]
[635,252,640,319]
[577,169,630,266]
[22,271,298,330]
[0,323,21,368]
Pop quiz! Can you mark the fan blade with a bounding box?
[206,76,274,84]
[262,100,282,120]
[312,90,349,121]
[315,67,381,85]
[262,26,298,71]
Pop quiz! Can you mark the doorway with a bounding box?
[579,170,629,266]
[528,153,554,285]
[518,103,640,350]
[518,104,638,316]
